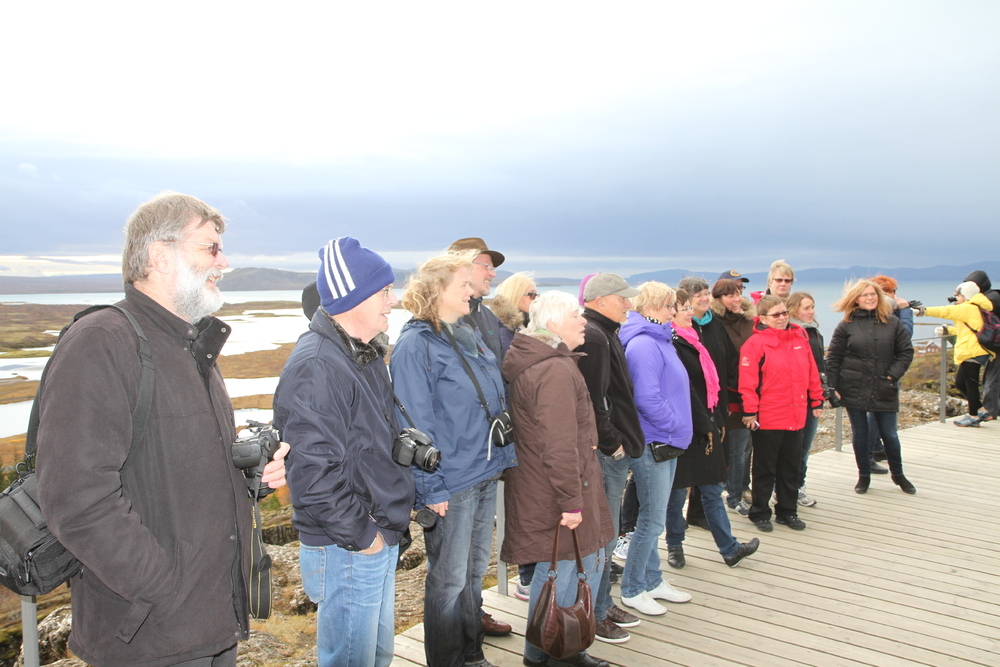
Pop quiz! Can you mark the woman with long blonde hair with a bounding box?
[490,271,538,352]
[391,250,518,667]
[827,280,915,494]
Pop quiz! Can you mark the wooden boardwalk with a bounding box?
[393,419,1000,666]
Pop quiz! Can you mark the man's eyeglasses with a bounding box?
[524,291,539,300]
[472,261,496,273]
[165,240,222,257]
[382,286,394,299]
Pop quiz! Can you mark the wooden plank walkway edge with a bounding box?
[393,419,1000,666]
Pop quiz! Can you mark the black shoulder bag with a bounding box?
[0,305,154,596]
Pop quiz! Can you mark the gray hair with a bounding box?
[525,291,581,338]
[122,192,225,283]
[678,276,709,295]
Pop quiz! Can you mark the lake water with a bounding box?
[0,282,960,438]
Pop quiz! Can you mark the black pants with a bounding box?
[955,360,984,416]
[619,475,639,534]
[748,429,803,523]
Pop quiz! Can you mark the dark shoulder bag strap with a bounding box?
[441,326,494,422]
[23,305,155,471]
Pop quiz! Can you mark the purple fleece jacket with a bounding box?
[619,311,694,449]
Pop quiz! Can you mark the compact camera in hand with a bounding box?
[392,427,440,473]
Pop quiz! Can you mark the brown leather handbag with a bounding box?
[525,525,596,659]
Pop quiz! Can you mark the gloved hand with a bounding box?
[934,325,949,336]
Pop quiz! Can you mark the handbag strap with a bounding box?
[548,524,586,579]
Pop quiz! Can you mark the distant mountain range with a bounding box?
[626,261,1000,287]
[3,261,999,294]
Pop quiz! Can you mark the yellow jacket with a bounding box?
[925,293,996,364]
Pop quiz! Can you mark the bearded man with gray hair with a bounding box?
[37,192,289,666]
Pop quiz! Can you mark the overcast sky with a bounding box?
[2,1,998,278]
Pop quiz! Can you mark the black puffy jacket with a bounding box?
[826,309,913,412]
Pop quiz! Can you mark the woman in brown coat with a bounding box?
[502,291,615,667]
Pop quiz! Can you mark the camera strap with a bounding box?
[442,325,497,424]
[346,347,419,431]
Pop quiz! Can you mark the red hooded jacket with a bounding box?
[738,323,823,431]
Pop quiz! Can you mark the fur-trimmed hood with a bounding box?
[710,296,754,320]
[490,295,527,332]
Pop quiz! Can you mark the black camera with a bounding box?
[233,421,281,498]
[823,386,841,408]
[489,411,514,448]
[948,295,958,303]
[392,427,440,473]
[233,421,280,470]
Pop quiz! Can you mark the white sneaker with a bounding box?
[620,591,666,616]
[612,532,632,561]
[514,582,530,601]
[797,487,817,507]
[648,580,692,603]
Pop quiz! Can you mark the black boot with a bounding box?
[870,459,889,474]
[855,476,871,494]
[892,474,916,494]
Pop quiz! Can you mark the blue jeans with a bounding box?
[846,409,903,477]
[620,446,676,598]
[725,428,752,506]
[300,541,399,667]
[423,479,497,667]
[524,548,601,664]
[799,410,819,489]
[866,412,885,456]
[666,483,739,559]
[595,452,630,621]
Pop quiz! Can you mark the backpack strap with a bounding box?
[22,305,155,472]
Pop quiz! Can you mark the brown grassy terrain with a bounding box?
[216,301,300,317]
[218,343,296,379]
[0,381,38,406]
[0,304,82,351]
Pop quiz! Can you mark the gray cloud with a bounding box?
[1,2,998,276]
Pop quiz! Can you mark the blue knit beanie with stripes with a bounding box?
[316,237,395,315]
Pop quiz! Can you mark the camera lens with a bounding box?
[415,508,438,529]
[416,447,441,473]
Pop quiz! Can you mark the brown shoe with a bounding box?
[481,612,511,637]
[594,617,629,643]
[605,603,639,628]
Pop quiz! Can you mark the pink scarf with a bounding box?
[672,323,720,409]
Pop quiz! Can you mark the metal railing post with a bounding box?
[21,595,39,667]
[939,334,949,423]
[834,406,843,452]
[496,479,508,595]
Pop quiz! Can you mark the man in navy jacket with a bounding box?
[274,237,415,667]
